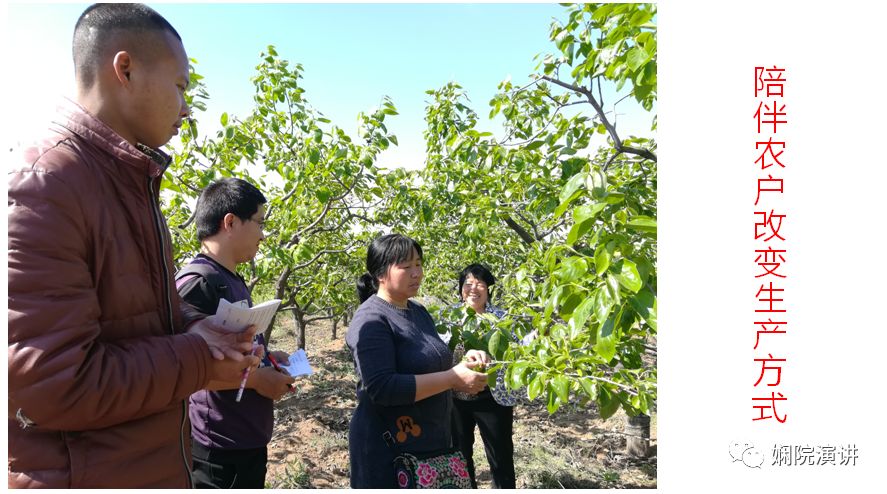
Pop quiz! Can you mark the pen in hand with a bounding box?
[267,352,295,391]
[235,342,259,403]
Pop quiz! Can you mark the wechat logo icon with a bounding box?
[729,441,764,468]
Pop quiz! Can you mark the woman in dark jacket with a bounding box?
[345,234,491,488]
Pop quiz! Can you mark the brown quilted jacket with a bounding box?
[7,100,212,488]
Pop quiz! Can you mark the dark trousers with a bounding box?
[451,393,516,489]
[192,441,268,489]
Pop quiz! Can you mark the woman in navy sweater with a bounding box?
[345,233,491,488]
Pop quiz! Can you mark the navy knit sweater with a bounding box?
[345,295,454,488]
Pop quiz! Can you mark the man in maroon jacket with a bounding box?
[8,4,259,488]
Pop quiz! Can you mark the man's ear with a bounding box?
[222,213,237,232]
[112,51,133,85]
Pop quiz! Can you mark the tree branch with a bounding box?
[290,248,348,271]
[539,218,567,239]
[310,212,377,237]
[489,361,641,396]
[515,210,541,241]
[565,373,639,396]
[540,75,656,164]
[285,162,367,248]
[502,214,536,245]
[305,312,339,324]
[500,100,585,147]
[274,266,292,301]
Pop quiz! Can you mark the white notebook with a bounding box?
[211,298,281,334]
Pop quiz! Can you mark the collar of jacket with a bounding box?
[54,98,172,179]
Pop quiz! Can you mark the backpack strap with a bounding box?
[175,261,229,298]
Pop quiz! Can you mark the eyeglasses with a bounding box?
[463,283,487,291]
[244,216,266,229]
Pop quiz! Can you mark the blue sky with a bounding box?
[4,2,653,170]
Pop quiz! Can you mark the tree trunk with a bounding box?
[262,311,279,347]
[293,308,307,350]
[625,413,651,458]
[326,307,337,340]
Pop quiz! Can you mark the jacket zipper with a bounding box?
[147,176,193,489]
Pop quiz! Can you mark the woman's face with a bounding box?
[379,248,423,302]
[461,274,489,312]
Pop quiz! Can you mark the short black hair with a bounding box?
[458,263,496,301]
[73,3,182,87]
[356,233,423,303]
[194,178,267,241]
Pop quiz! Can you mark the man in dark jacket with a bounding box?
[7,4,259,488]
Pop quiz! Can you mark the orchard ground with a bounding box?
[263,313,657,488]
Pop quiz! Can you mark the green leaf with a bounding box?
[528,375,543,401]
[627,216,657,233]
[597,387,621,419]
[594,288,614,325]
[315,187,331,203]
[554,196,577,219]
[509,363,529,390]
[579,378,597,400]
[586,168,607,195]
[559,291,582,319]
[629,289,657,331]
[626,47,649,72]
[636,258,654,284]
[593,315,617,361]
[487,370,498,389]
[592,4,615,22]
[551,375,570,403]
[561,157,586,180]
[604,192,625,204]
[556,257,588,283]
[606,274,621,304]
[573,202,606,224]
[616,259,643,293]
[629,9,654,27]
[566,221,587,245]
[308,148,320,164]
[594,247,611,275]
[543,290,557,320]
[559,172,586,204]
[220,112,229,127]
[224,126,234,140]
[487,329,509,360]
[525,140,545,151]
[294,243,312,261]
[546,388,559,414]
[569,297,595,337]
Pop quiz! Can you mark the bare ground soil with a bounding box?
[263,315,657,489]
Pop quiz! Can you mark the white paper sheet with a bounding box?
[280,349,314,377]
[211,298,281,334]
